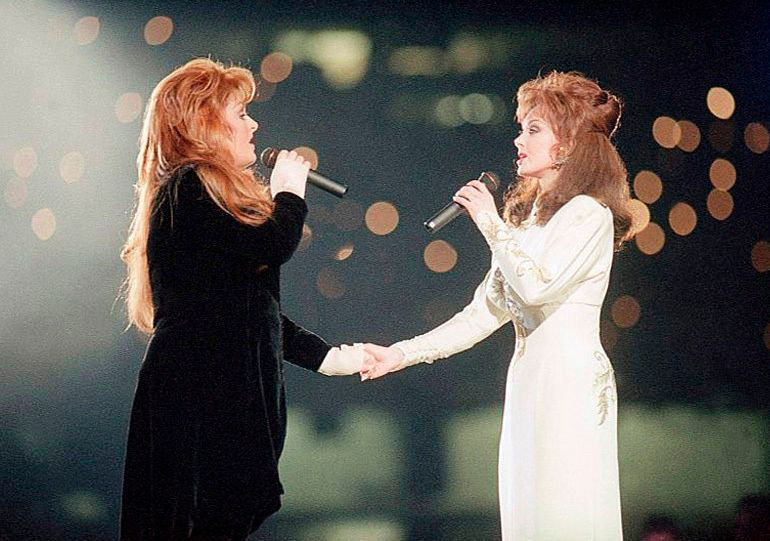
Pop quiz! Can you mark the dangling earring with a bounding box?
[552,147,568,170]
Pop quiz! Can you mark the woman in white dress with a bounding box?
[362,71,633,540]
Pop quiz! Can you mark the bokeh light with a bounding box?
[669,202,697,236]
[73,16,99,45]
[424,240,458,273]
[744,122,769,154]
[292,146,319,170]
[31,208,56,241]
[751,241,770,273]
[254,78,277,103]
[706,189,733,221]
[144,16,174,46]
[4,178,28,208]
[709,158,736,191]
[13,147,38,178]
[652,116,681,148]
[115,93,143,124]
[611,295,641,328]
[297,224,313,251]
[316,267,345,299]
[633,170,663,204]
[707,87,735,119]
[59,152,85,183]
[388,46,446,76]
[334,244,355,261]
[708,120,734,153]
[261,52,293,83]
[627,199,650,236]
[635,222,665,255]
[600,319,618,352]
[435,95,464,128]
[458,93,494,124]
[676,120,701,152]
[365,202,399,236]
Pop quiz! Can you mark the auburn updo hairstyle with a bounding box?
[503,71,632,250]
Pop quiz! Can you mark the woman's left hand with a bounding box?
[452,180,497,226]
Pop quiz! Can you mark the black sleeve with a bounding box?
[171,169,308,266]
[281,314,332,372]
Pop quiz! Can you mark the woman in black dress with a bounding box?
[119,58,365,541]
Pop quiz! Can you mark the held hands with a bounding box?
[452,180,497,227]
[360,343,404,381]
[270,150,310,199]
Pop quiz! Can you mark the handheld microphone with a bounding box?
[259,147,349,198]
[424,171,500,233]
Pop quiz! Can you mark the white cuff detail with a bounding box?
[318,343,364,376]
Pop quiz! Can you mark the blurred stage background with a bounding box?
[1,1,769,539]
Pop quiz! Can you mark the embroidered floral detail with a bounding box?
[477,212,551,284]
[593,351,616,426]
[491,268,525,325]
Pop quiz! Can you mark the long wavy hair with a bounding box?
[503,71,632,250]
[120,58,273,334]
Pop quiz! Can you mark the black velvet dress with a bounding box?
[120,166,331,540]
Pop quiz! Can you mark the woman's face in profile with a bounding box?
[223,100,259,169]
[513,109,560,183]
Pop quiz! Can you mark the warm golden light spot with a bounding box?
[292,146,319,170]
[707,87,735,119]
[763,323,770,351]
[676,120,701,152]
[31,208,56,241]
[611,295,641,328]
[668,202,697,236]
[4,178,28,208]
[297,224,313,251]
[600,319,618,352]
[387,46,446,76]
[13,147,37,178]
[254,78,277,103]
[652,116,681,148]
[144,16,174,45]
[60,152,85,183]
[709,158,736,191]
[627,199,650,235]
[707,120,734,153]
[633,170,663,204]
[751,241,770,273]
[73,16,99,45]
[458,93,494,124]
[424,240,458,273]
[260,52,293,83]
[365,202,399,236]
[706,189,733,221]
[115,93,143,123]
[316,267,345,299]
[333,200,364,232]
[635,222,665,255]
[744,122,769,154]
[435,95,464,128]
[334,244,355,261]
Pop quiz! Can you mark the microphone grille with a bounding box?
[259,147,279,168]
[479,171,500,192]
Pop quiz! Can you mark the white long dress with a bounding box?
[394,195,623,540]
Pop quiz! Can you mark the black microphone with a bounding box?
[424,171,500,233]
[259,147,349,198]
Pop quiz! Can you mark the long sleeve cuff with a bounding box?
[318,343,365,376]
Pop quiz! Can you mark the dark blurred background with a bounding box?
[1,1,769,539]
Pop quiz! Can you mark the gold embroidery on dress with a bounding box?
[593,351,616,426]
[478,214,551,284]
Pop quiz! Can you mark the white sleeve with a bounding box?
[475,195,614,306]
[318,343,364,376]
[392,269,511,368]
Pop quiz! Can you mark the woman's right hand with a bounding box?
[360,343,405,380]
[270,150,310,199]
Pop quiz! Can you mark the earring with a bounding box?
[552,147,568,169]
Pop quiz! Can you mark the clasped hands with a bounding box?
[359,344,404,381]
